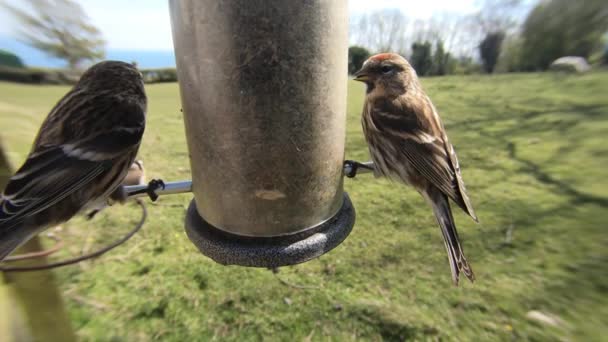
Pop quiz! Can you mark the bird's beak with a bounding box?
[353,70,369,82]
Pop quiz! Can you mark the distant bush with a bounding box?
[348,46,370,75]
[411,41,433,76]
[0,66,83,84]
[495,36,524,73]
[140,68,178,83]
[520,0,608,71]
[0,66,179,85]
[479,32,505,73]
[452,57,483,75]
[430,41,455,76]
[55,69,82,84]
[0,50,25,68]
[0,66,62,84]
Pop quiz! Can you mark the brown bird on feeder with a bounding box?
[0,61,160,261]
[351,53,478,285]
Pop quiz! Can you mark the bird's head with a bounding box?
[77,60,146,98]
[353,53,417,98]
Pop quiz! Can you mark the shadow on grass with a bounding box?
[458,102,608,208]
[345,301,439,341]
[448,104,606,132]
[451,99,607,274]
[506,142,608,208]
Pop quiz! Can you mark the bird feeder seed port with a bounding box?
[152,0,371,268]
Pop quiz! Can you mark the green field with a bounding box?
[0,72,607,341]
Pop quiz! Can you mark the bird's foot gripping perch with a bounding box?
[343,160,375,178]
[129,179,166,201]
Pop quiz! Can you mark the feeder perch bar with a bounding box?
[124,161,375,200]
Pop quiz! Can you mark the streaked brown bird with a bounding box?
[352,53,478,285]
[0,61,147,261]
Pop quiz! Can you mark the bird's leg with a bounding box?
[344,160,374,178]
[86,209,100,220]
[85,199,111,220]
[130,179,166,202]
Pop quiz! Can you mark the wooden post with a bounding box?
[0,137,76,342]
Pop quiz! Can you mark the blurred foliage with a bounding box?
[480,31,506,73]
[0,66,84,85]
[475,0,524,35]
[140,68,178,83]
[411,41,458,77]
[411,41,433,76]
[2,0,105,70]
[348,0,607,76]
[452,57,483,75]
[348,46,371,75]
[0,50,25,68]
[495,36,524,73]
[0,66,58,84]
[520,0,608,71]
[0,66,178,85]
[431,41,455,76]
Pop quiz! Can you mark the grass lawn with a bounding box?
[0,72,606,341]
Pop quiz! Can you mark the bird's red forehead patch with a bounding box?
[370,53,395,62]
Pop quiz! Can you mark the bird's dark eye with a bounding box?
[381,65,393,74]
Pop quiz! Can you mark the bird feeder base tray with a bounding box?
[185,193,355,267]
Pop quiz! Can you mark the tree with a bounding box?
[430,14,472,59]
[453,56,483,75]
[520,0,608,70]
[475,0,524,35]
[471,0,526,72]
[495,35,524,72]
[410,42,433,76]
[479,31,505,73]
[0,50,25,68]
[349,9,409,54]
[348,46,370,75]
[2,0,106,69]
[431,41,449,76]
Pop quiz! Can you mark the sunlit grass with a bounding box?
[0,71,606,341]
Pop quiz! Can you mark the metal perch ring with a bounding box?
[0,198,147,273]
[2,234,64,262]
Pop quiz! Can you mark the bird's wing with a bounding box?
[0,146,110,229]
[400,138,477,221]
[369,98,477,220]
[443,137,478,221]
[0,103,145,231]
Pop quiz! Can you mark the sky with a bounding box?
[0,0,481,51]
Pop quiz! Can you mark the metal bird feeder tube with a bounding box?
[169,0,353,267]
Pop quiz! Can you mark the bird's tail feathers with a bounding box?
[426,187,475,285]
